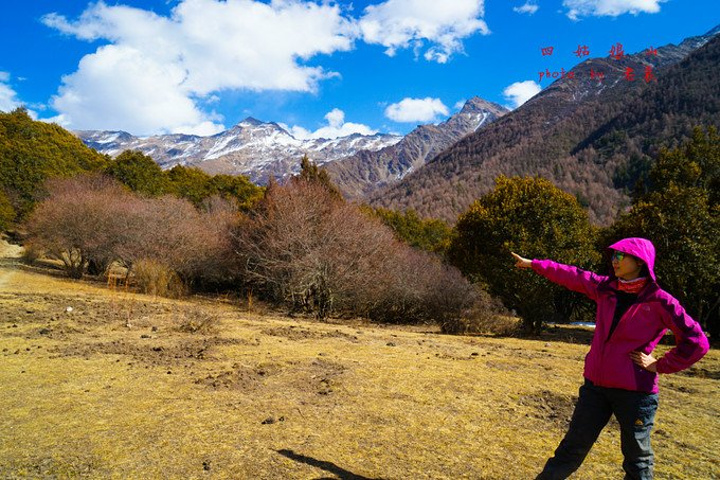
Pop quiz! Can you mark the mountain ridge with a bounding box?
[76,96,507,188]
[369,25,720,224]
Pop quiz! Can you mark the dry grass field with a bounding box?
[1,240,718,479]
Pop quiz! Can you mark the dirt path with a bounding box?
[0,239,22,290]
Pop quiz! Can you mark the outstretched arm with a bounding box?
[511,252,604,301]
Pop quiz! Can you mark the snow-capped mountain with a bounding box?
[77,96,506,191]
[323,97,509,198]
[77,118,403,184]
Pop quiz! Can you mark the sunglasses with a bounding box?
[611,251,626,262]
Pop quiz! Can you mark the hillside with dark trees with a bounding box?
[371,28,720,225]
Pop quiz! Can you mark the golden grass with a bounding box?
[1,242,718,479]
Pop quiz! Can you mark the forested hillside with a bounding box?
[0,109,108,226]
[372,30,720,224]
[0,110,264,229]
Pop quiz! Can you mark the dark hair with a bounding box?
[639,263,650,278]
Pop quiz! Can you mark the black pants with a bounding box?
[536,379,658,480]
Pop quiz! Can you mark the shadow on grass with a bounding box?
[277,449,384,480]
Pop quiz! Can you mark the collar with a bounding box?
[617,276,649,294]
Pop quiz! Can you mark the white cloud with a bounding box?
[42,0,357,135]
[0,72,22,112]
[502,80,541,109]
[513,2,539,15]
[359,0,489,63]
[385,97,449,123]
[563,0,664,20]
[285,108,377,140]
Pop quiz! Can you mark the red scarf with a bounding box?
[617,277,649,294]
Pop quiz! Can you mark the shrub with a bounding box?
[26,175,238,287]
[25,175,139,278]
[362,206,453,255]
[449,176,599,334]
[131,258,187,298]
[0,189,15,231]
[234,178,491,325]
[176,307,221,334]
[117,194,239,289]
[440,290,517,335]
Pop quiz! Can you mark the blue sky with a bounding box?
[1,0,718,138]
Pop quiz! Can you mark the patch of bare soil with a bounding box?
[0,455,98,479]
[0,292,171,327]
[677,365,720,380]
[195,362,271,391]
[261,325,359,342]
[196,356,347,398]
[518,390,578,428]
[48,336,252,367]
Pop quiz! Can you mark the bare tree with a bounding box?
[26,175,141,278]
[234,179,481,323]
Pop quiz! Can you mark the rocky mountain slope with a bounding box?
[77,97,506,192]
[324,97,508,198]
[77,118,402,184]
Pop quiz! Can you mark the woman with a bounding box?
[512,237,709,480]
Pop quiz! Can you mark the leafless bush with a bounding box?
[25,175,238,288]
[234,180,495,325]
[176,307,221,334]
[25,175,141,278]
[20,241,42,265]
[235,180,394,317]
[440,289,518,336]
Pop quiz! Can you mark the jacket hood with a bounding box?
[607,237,656,282]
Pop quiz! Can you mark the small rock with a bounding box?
[261,417,276,425]
[545,342,551,347]
[39,328,52,336]
[470,352,479,357]
[65,307,73,313]
[203,461,211,471]
[151,326,158,332]
[386,342,396,347]
[140,334,151,339]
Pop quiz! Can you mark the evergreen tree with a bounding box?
[606,127,719,339]
[0,108,107,223]
[208,173,264,211]
[105,150,167,196]
[363,206,452,255]
[294,155,343,200]
[449,176,599,333]
[164,165,213,206]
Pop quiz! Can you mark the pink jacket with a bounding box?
[532,237,710,393]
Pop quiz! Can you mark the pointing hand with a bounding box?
[511,252,532,269]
